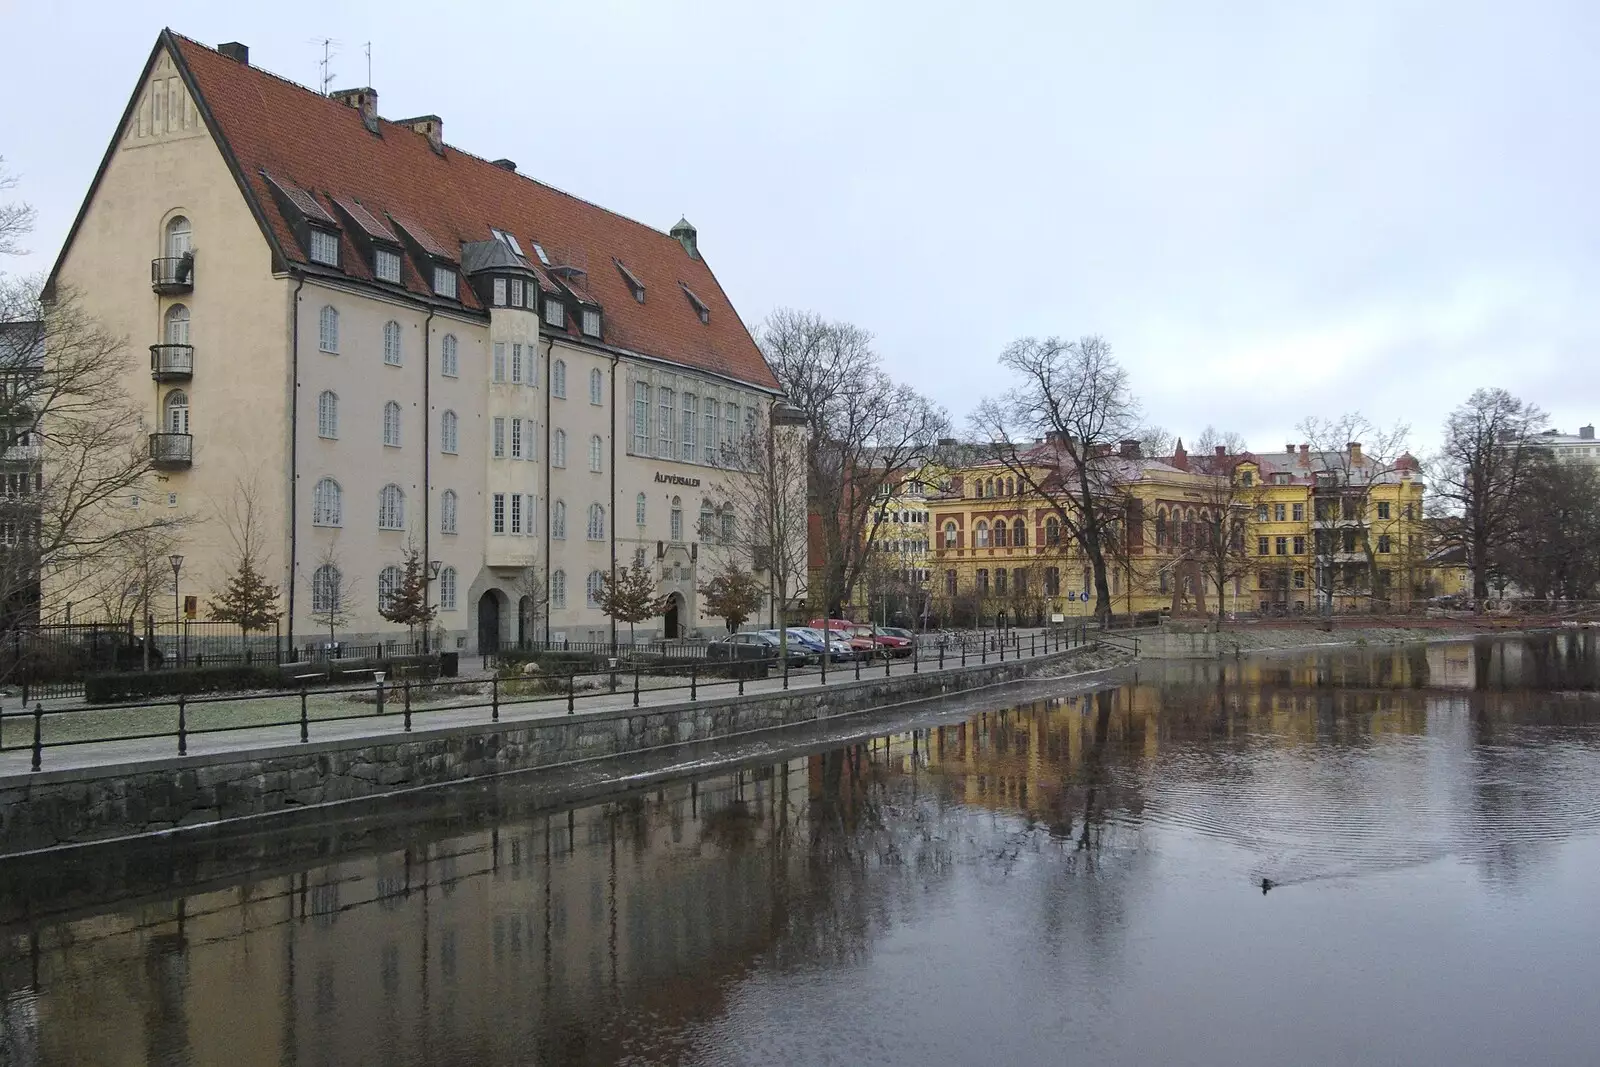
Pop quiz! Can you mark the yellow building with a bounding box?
[928,438,1430,625]
[849,480,934,625]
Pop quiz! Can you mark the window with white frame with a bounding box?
[311,564,341,614]
[552,359,567,398]
[510,493,523,534]
[586,570,604,607]
[378,565,403,612]
[317,390,338,438]
[551,569,567,608]
[589,368,603,405]
[581,309,601,337]
[164,303,189,345]
[544,297,564,327]
[511,343,523,384]
[312,478,342,526]
[699,501,715,541]
[724,402,737,450]
[589,434,603,472]
[510,278,524,307]
[382,401,402,447]
[493,343,506,382]
[383,320,402,366]
[439,566,457,610]
[440,410,458,454]
[165,215,192,259]
[441,333,459,376]
[636,492,647,526]
[441,489,458,534]
[658,387,676,456]
[492,418,505,458]
[587,503,605,540]
[318,305,339,353]
[378,484,405,529]
[670,496,683,541]
[721,508,735,545]
[492,493,505,534]
[632,381,649,454]
[552,500,566,539]
[493,277,507,306]
[309,228,340,266]
[704,400,719,463]
[511,418,523,459]
[374,247,401,283]
[553,429,566,468]
[681,393,698,460]
[433,265,457,298]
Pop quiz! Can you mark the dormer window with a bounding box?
[309,228,340,267]
[581,308,602,338]
[544,296,564,328]
[614,259,646,303]
[374,247,401,283]
[680,282,710,324]
[433,266,457,299]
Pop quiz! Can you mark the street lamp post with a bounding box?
[425,560,442,653]
[169,554,184,667]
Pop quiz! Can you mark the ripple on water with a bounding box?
[1138,736,1600,885]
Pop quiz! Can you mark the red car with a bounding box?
[808,620,912,658]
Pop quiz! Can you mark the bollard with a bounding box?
[299,688,309,743]
[567,671,576,714]
[177,695,188,756]
[492,676,500,722]
[633,665,640,708]
[690,663,698,701]
[30,702,42,772]
[376,680,385,716]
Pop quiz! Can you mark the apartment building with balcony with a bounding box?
[44,32,793,652]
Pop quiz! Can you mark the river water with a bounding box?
[4,633,1600,1066]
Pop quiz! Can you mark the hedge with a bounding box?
[84,654,442,704]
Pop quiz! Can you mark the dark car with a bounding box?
[707,632,808,667]
[78,632,165,671]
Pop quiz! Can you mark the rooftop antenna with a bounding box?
[311,37,340,94]
[365,41,371,86]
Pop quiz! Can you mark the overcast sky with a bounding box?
[5,0,1597,454]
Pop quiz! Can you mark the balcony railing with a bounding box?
[151,255,194,294]
[149,432,193,469]
[149,344,194,382]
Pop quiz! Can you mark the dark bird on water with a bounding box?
[1261,878,1275,895]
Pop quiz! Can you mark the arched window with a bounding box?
[975,520,989,548]
[439,566,458,610]
[670,496,683,541]
[382,320,402,366]
[986,477,996,498]
[164,389,189,434]
[636,492,647,526]
[165,215,192,259]
[589,434,603,472]
[721,507,735,545]
[440,333,459,377]
[699,500,715,541]
[1013,518,1027,547]
[586,570,605,607]
[552,359,567,398]
[441,489,458,534]
[587,503,605,541]
[378,484,405,530]
[312,477,342,526]
[378,565,403,612]
[318,305,339,353]
[316,390,338,438]
[552,500,567,540]
[553,429,567,468]
[589,367,603,405]
[382,401,401,446]
[1155,508,1168,547]
[944,521,958,548]
[1045,516,1061,546]
[440,410,458,454]
[993,520,1008,548]
[164,303,189,345]
[550,569,567,608]
[311,564,341,615]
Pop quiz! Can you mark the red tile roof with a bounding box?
[170,33,779,392]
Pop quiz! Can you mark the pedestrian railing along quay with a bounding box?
[0,625,1096,772]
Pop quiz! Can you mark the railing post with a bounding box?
[299,688,309,743]
[913,645,918,673]
[1000,636,1005,662]
[177,695,188,756]
[492,675,500,722]
[567,671,576,714]
[982,638,987,664]
[783,654,789,690]
[885,650,891,678]
[1032,633,1036,656]
[854,654,861,681]
[690,663,698,701]
[633,665,640,708]
[403,682,412,732]
[30,702,42,772]
[961,640,966,667]
[739,670,745,696]
[939,644,944,670]
[376,679,385,716]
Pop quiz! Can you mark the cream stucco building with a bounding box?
[45,32,798,653]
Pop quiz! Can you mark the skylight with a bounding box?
[531,241,551,266]
[491,227,524,256]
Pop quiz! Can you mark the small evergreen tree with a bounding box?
[208,555,281,633]
[598,561,662,646]
[379,544,437,645]
[698,564,764,634]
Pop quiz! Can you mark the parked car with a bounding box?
[752,630,816,666]
[787,627,859,662]
[809,619,882,657]
[708,631,809,667]
[77,632,165,672]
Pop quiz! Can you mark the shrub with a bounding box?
[85,664,289,704]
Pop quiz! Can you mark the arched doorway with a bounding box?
[477,591,501,654]
[518,595,532,648]
[663,593,683,639]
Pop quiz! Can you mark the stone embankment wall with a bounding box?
[1128,624,1481,659]
[0,648,1102,857]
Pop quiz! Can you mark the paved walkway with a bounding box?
[0,633,1080,779]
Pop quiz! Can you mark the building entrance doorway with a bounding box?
[663,593,684,639]
[478,592,501,654]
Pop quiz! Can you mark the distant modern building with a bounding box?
[1531,424,1598,465]
[44,32,800,652]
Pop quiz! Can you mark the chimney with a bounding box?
[217,41,249,65]
[1119,439,1142,459]
[1581,424,1595,440]
[491,159,517,172]
[1286,443,1294,455]
[331,87,380,134]
[1215,445,1227,458]
[1093,443,1114,459]
[1348,441,1362,464]
[1298,443,1310,466]
[397,115,445,155]
[1172,438,1188,471]
[670,217,699,259]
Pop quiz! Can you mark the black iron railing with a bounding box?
[148,432,193,467]
[151,255,194,292]
[149,344,194,381]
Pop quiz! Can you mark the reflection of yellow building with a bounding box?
[928,439,1431,624]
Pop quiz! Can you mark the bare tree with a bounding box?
[1183,446,1260,630]
[0,159,35,257]
[759,309,948,616]
[971,335,1141,625]
[1430,389,1546,603]
[1296,413,1410,612]
[306,540,356,647]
